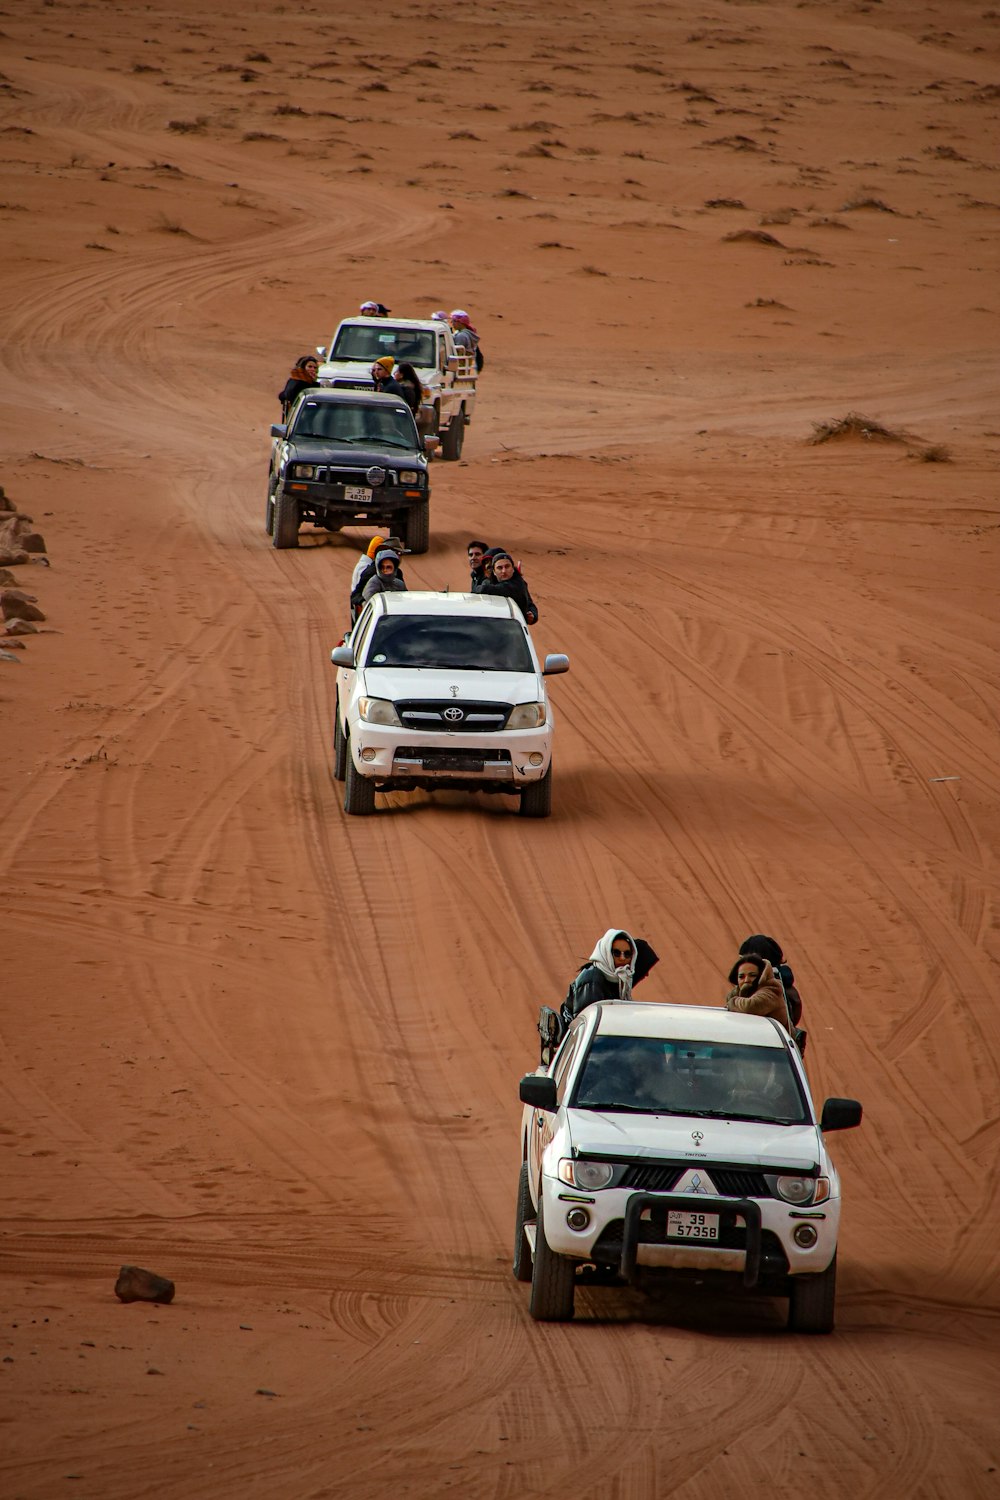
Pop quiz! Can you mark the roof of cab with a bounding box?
[298,389,411,408]
[376,591,516,619]
[592,1002,787,1049]
[339,317,446,331]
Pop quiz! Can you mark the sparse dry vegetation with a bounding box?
[810,413,907,445]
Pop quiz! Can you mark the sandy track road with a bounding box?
[2,1,999,1496]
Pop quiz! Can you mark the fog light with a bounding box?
[793,1224,818,1248]
[528,752,544,767]
[360,748,377,763]
[566,1207,590,1232]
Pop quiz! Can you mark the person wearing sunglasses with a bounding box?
[559,928,660,1032]
[361,548,408,602]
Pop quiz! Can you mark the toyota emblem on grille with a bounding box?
[365,465,386,487]
[444,707,464,722]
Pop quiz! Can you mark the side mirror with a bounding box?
[820,1097,863,1132]
[315,346,327,358]
[271,423,287,439]
[542,653,570,676]
[330,645,355,668]
[446,354,462,371]
[423,434,439,454]
[519,1074,558,1111]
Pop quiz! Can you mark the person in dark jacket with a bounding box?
[371,356,405,398]
[361,549,407,601]
[738,934,803,1026]
[467,540,490,589]
[351,535,405,617]
[725,953,789,1031]
[394,363,423,417]
[560,929,660,1030]
[479,551,538,623]
[278,355,319,417]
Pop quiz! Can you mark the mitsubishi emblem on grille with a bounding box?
[691,1130,704,1146]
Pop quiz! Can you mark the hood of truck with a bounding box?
[564,1108,822,1173]
[361,665,542,706]
[319,360,441,388]
[285,437,424,468]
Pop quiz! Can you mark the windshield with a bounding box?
[331,325,437,367]
[290,400,416,449]
[571,1035,809,1125]
[365,617,534,673]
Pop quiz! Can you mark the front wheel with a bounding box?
[529,1197,575,1321]
[272,488,300,549]
[402,498,429,555]
[439,407,465,461]
[787,1253,837,1334]
[333,711,347,782]
[344,754,376,816]
[519,765,552,819]
[513,1164,534,1284]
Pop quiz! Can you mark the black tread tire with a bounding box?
[788,1253,837,1334]
[519,765,552,819]
[344,754,376,816]
[529,1197,575,1321]
[272,488,299,549]
[333,709,347,782]
[265,484,275,536]
[404,498,430,555]
[513,1164,535,1284]
[440,407,465,461]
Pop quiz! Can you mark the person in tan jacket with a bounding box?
[725,954,789,1031]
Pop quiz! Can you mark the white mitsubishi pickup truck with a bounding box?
[317,317,477,461]
[515,1001,863,1330]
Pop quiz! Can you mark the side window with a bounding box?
[352,605,375,662]
[553,1026,585,1103]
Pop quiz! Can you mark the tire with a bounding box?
[529,1197,575,1321]
[440,407,465,461]
[513,1164,534,1284]
[787,1253,837,1334]
[272,488,299,549]
[519,765,552,819]
[333,710,347,782]
[265,484,275,536]
[344,754,376,816]
[403,498,429,555]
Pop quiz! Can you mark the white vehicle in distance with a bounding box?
[515,1002,862,1329]
[330,592,569,817]
[316,317,476,461]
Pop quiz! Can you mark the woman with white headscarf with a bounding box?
[559,929,659,1031]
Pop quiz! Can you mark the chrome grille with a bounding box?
[394,700,511,733]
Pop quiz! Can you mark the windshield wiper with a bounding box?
[725,1112,801,1125]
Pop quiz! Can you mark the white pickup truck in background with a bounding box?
[317,317,477,461]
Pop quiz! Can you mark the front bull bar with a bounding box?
[621,1193,764,1289]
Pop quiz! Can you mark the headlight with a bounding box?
[358,697,400,726]
[507,702,546,730]
[557,1158,614,1190]
[399,470,419,484]
[770,1175,829,1206]
[292,463,315,479]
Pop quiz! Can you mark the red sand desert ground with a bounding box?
[1,1,998,1495]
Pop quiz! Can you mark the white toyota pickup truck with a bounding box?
[330,591,569,817]
[317,317,477,461]
[515,1001,862,1329]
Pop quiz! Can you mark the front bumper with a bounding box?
[540,1180,840,1282]
[278,480,426,521]
[349,722,552,788]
